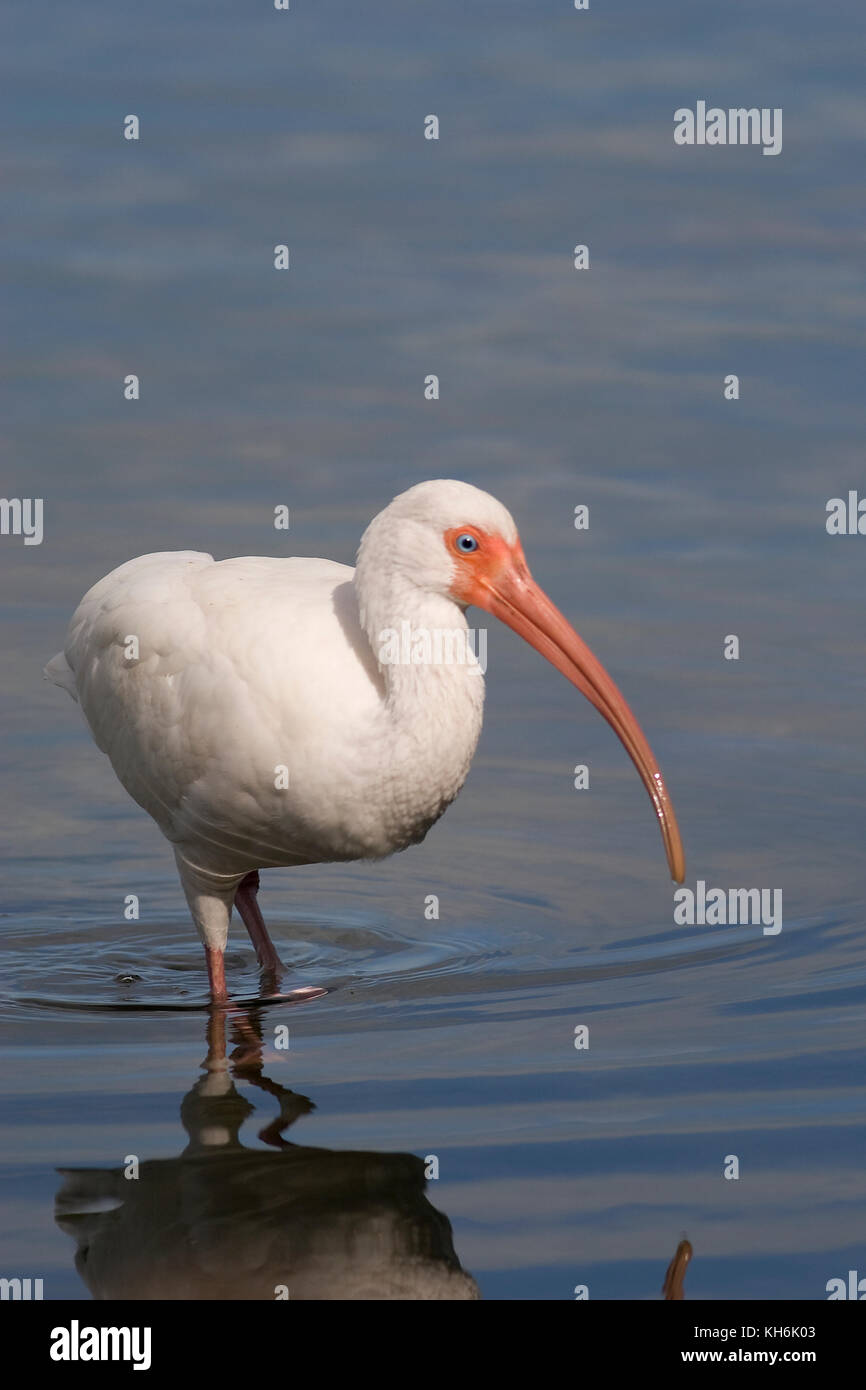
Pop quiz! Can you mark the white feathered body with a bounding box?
[47,550,486,884]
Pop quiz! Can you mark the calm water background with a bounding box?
[1,0,864,1298]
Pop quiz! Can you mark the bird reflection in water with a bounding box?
[54,1006,480,1300]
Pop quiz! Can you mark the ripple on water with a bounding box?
[0,904,837,1021]
[0,913,504,1018]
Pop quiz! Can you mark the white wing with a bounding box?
[46,551,387,870]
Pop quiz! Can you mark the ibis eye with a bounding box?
[454,533,478,554]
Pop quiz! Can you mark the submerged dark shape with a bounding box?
[662,1237,693,1300]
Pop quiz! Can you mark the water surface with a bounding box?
[1,0,864,1299]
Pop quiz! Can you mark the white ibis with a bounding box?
[45,479,684,1002]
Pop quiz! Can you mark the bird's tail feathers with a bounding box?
[44,651,78,700]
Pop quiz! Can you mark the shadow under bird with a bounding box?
[46,479,685,1001]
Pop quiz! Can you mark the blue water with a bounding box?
[1,0,864,1299]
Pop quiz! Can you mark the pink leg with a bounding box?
[205,945,228,1004]
[234,870,284,974]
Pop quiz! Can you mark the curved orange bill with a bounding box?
[475,555,685,884]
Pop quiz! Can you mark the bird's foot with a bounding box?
[258,983,328,1005]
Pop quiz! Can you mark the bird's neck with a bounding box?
[355,573,486,829]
